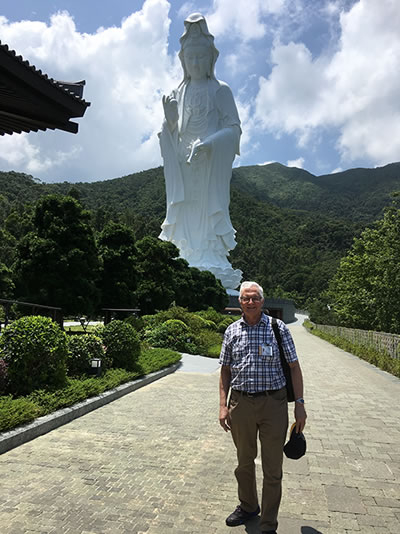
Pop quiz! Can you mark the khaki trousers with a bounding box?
[229,388,288,532]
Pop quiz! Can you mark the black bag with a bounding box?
[271,317,295,402]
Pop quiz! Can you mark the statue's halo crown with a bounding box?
[184,12,205,24]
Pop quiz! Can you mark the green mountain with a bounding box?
[2,162,399,223]
[1,162,399,306]
[232,162,400,223]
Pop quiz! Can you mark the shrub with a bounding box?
[164,318,188,330]
[185,314,209,333]
[144,319,194,352]
[141,314,161,330]
[124,314,145,332]
[66,334,108,377]
[98,320,140,371]
[139,347,181,373]
[143,306,190,328]
[0,316,67,396]
[0,350,182,433]
[218,316,236,333]
[0,358,9,395]
[192,329,223,357]
[0,395,42,432]
[196,307,225,324]
[157,306,190,322]
[148,307,218,332]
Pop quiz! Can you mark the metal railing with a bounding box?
[0,298,63,330]
[314,323,400,360]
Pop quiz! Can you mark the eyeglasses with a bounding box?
[240,296,262,303]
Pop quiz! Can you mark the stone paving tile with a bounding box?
[0,321,399,533]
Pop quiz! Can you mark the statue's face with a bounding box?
[183,44,212,80]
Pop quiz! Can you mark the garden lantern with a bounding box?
[90,357,102,377]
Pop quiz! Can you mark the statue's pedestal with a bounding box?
[226,288,239,296]
[195,264,242,293]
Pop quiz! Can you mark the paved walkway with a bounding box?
[0,318,399,534]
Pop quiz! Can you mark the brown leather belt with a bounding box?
[232,389,274,398]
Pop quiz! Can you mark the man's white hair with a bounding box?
[239,281,264,299]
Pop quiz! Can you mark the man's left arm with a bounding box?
[288,360,307,433]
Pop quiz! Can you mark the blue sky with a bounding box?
[0,0,399,183]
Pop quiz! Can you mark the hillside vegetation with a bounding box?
[1,162,399,307]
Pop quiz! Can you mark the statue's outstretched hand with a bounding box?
[162,95,179,128]
[187,138,211,164]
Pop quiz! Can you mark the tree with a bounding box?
[0,228,17,268]
[172,259,228,311]
[0,262,14,298]
[134,237,177,314]
[14,195,100,317]
[134,236,228,314]
[98,222,137,308]
[329,197,400,333]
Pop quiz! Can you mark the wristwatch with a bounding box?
[295,398,305,405]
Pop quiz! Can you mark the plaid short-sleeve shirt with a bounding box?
[219,313,298,392]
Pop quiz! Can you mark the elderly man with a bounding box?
[219,281,306,534]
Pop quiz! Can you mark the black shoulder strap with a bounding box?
[271,317,282,349]
[271,317,295,402]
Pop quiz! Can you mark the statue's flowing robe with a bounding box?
[159,78,241,281]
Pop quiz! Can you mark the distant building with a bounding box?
[225,295,297,324]
[0,41,90,136]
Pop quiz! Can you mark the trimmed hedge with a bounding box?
[0,348,181,433]
[144,319,193,352]
[96,320,140,371]
[217,316,236,333]
[66,334,108,377]
[0,316,68,396]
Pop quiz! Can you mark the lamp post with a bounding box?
[79,316,88,333]
[90,357,102,377]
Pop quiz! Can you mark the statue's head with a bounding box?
[179,13,219,81]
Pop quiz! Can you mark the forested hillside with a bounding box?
[1,162,399,307]
[232,162,400,223]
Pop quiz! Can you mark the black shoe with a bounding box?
[225,505,260,526]
[262,531,277,533]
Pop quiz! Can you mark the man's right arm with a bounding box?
[219,365,232,432]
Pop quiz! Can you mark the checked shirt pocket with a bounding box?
[231,342,246,362]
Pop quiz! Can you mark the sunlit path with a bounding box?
[0,320,399,533]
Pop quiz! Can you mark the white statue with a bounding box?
[159,12,242,293]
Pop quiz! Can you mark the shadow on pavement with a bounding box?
[244,516,261,533]
[243,517,324,533]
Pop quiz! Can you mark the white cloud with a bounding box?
[0,133,82,174]
[330,166,343,173]
[206,0,285,41]
[235,96,261,163]
[254,0,400,167]
[0,0,178,182]
[287,157,305,168]
[177,2,198,19]
[255,41,330,140]
[223,42,255,76]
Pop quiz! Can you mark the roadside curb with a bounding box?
[0,362,181,455]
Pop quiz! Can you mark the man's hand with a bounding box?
[219,405,231,432]
[294,403,307,433]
